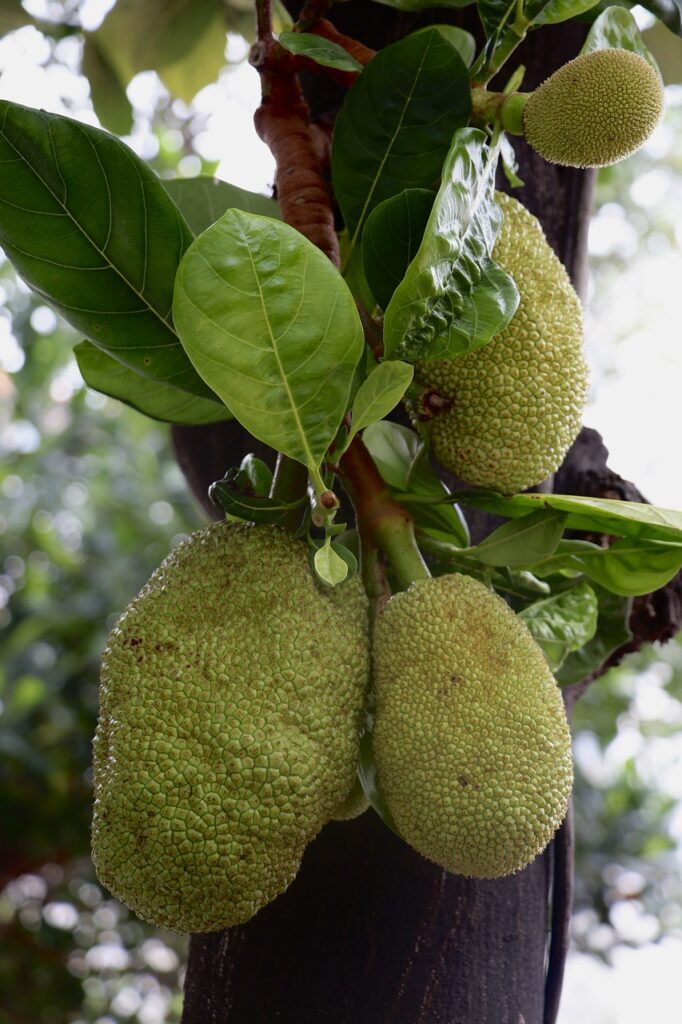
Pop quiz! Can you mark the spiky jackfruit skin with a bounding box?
[523,48,664,168]
[372,574,573,878]
[92,522,368,933]
[416,193,587,493]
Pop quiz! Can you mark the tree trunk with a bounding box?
[173,7,649,1022]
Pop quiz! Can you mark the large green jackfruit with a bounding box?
[372,573,573,878]
[92,522,368,933]
[523,48,664,169]
[416,192,587,493]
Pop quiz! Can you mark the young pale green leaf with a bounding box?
[362,421,469,547]
[332,26,471,253]
[345,361,414,449]
[314,539,349,586]
[580,6,660,69]
[468,509,567,567]
[519,581,599,671]
[383,129,520,362]
[556,586,632,685]
[278,31,363,71]
[82,33,133,136]
[0,101,219,403]
[163,177,280,236]
[173,210,364,490]
[74,342,231,425]
[362,189,434,311]
[209,468,306,526]
[528,0,602,28]
[451,490,682,545]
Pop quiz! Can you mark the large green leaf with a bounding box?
[519,581,599,671]
[580,6,660,69]
[452,491,682,544]
[0,101,217,402]
[383,129,519,362]
[362,188,434,311]
[82,34,133,136]
[468,509,567,567]
[173,210,364,490]
[162,177,280,236]
[331,26,471,254]
[556,585,632,685]
[523,538,682,597]
[528,0,602,26]
[158,10,228,103]
[74,341,230,425]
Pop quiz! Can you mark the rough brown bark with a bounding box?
[174,6,680,1023]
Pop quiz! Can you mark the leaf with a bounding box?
[163,176,280,236]
[500,134,524,187]
[234,454,273,498]
[555,538,682,597]
[158,11,228,103]
[363,421,470,547]
[529,0,603,28]
[478,0,516,37]
[96,0,221,79]
[74,341,230,425]
[638,0,682,37]
[383,129,520,362]
[580,5,660,68]
[173,210,364,490]
[82,33,133,136]
[430,25,478,67]
[373,0,472,9]
[362,188,434,311]
[468,510,567,567]
[345,361,414,448]
[519,581,599,671]
[331,26,471,253]
[278,31,363,71]
[0,101,218,402]
[209,467,305,525]
[451,490,682,544]
[314,539,349,586]
[556,586,632,685]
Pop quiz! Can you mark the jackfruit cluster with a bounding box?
[416,192,587,494]
[92,522,368,933]
[523,48,664,168]
[372,573,573,877]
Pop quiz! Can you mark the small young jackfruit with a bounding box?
[523,48,664,168]
[372,574,573,878]
[92,522,368,933]
[416,192,587,494]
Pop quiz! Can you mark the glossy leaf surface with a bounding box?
[173,210,364,485]
[581,6,660,69]
[163,176,280,236]
[75,342,230,425]
[383,129,519,362]
[209,468,306,526]
[332,26,471,251]
[519,581,599,671]
[556,586,632,685]
[529,0,602,27]
[469,509,567,567]
[362,188,434,311]
[0,101,217,401]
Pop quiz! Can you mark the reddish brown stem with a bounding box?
[312,18,376,66]
[252,40,339,264]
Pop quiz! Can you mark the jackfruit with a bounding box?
[416,192,587,493]
[372,573,573,877]
[523,48,664,168]
[92,522,368,933]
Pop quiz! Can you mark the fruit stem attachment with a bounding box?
[471,89,529,134]
[339,436,430,590]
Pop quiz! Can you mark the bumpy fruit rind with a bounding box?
[92,522,368,933]
[373,573,573,878]
[523,48,664,168]
[416,192,587,494]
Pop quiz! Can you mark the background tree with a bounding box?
[1,1,682,1023]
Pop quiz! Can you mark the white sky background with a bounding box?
[1,4,682,1022]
